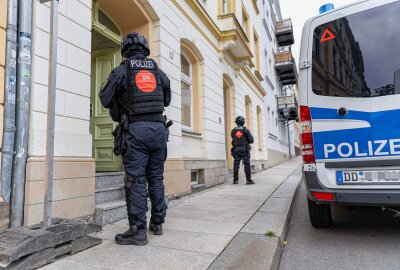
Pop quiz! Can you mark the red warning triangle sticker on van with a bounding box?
[320,28,335,42]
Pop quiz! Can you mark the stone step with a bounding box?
[191,183,206,190]
[95,186,125,205]
[93,200,127,226]
[95,173,125,190]
[93,195,170,226]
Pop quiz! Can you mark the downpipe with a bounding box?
[10,0,33,227]
[1,0,18,204]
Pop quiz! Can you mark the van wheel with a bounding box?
[307,196,332,227]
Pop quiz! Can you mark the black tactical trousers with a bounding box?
[122,121,168,231]
[232,146,252,181]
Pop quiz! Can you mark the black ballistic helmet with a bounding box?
[121,32,150,58]
[235,116,245,125]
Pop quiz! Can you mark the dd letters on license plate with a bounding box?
[336,171,362,184]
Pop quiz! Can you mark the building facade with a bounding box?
[22,0,272,225]
[259,0,297,167]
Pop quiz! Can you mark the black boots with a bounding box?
[115,222,163,245]
[115,225,148,246]
[233,179,255,184]
[149,223,163,235]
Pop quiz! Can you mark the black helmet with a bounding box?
[121,32,150,58]
[235,116,245,125]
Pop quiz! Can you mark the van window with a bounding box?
[312,1,400,97]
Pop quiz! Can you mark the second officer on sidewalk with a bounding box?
[99,32,171,246]
[231,116,255,185]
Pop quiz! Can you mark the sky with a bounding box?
[279,0,355,61]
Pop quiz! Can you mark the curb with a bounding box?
[270,167,303,270]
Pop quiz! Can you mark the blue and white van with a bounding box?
[299,0,400,227]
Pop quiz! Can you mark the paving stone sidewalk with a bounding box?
[41,157,302,270]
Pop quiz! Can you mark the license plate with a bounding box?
[336,170,400,185]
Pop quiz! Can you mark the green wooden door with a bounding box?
[91,49,122,172]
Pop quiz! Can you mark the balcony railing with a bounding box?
[275,18,294,47]
[275,51,297,85]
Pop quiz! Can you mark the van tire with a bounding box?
[307,196,332,227]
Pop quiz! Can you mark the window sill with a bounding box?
[254,70,264,81]
[182,129,202,139]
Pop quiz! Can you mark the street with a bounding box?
[280,184,400,270]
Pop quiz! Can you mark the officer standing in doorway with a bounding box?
[99,32,171,246]
[231,116,255,185]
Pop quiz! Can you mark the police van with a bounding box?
[299,0,400,227]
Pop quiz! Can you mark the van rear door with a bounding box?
[309,0,400,189]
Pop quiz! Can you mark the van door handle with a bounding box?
[337,107,348,117]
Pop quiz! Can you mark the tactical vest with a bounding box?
[232,127,249,146]
[119,58,164,116]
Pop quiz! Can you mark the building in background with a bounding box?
[260,0,298,166]
[21,0,269,226]
[0,0,298,227]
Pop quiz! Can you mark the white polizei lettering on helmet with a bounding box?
[374,140,389,156]
[337,143,353,158]
[390,139,400,155]
[368,141,374,156]
[354,142,367,157]
[324,144,336,158]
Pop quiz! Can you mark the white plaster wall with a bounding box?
[259,0,292,159]
[29,0,269,164]
[151,0,268,162]
[30,0,92,157]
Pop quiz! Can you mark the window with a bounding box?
[313,32,321,60]
[180,40,203,133]
[245,96,252,131]
[242,7,250,38]
[264,50,268,75]
[312,1,400,97]
[222,0,228,14]
[254,30,261,72]
[220,0,235,15]
[257,107,263,150]
[181,53,192,128]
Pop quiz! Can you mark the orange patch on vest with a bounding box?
[235,130,243,139]
[135,70,157,93]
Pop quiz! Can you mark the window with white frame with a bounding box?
[222,0,228,14]
[181,53,192,128]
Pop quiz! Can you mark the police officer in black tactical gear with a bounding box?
[99,32,171,246]
[231,116,255,185]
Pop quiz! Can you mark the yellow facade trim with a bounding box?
[254,70,263,81]
[241,3,250,43]
[252,0,260,14]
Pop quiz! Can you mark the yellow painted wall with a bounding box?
[0,0,7,147]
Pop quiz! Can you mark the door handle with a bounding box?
[337,107,348,117]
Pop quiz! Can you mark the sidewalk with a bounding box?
[41,158,302,270]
